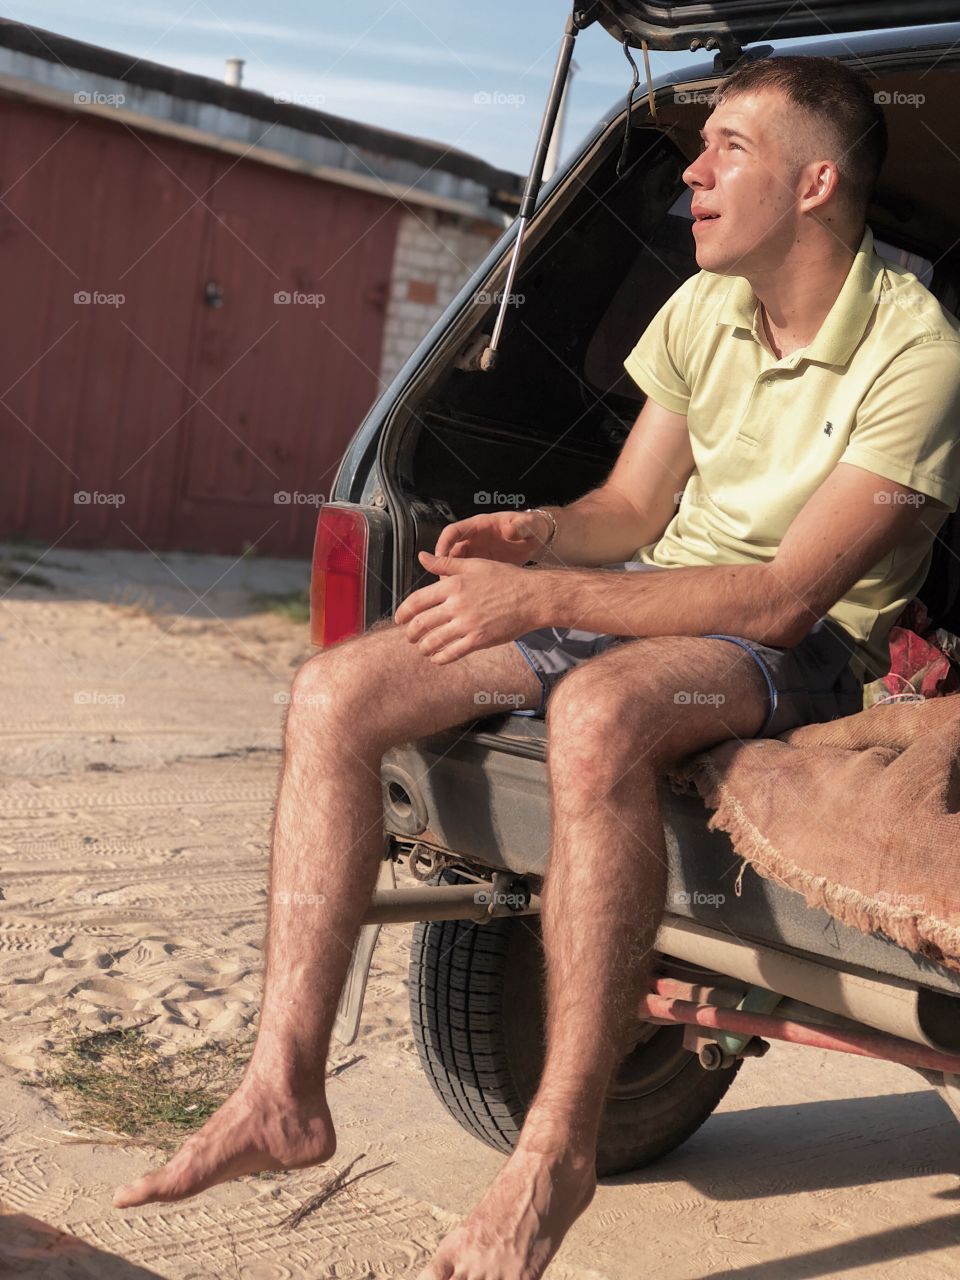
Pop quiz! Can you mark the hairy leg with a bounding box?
[420,635,770,1280]
[114,619,541,1208]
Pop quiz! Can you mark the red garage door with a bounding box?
[0,96,400,557]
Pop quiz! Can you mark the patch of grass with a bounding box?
[33,1026,254,1150]
[0,560,53,589]
[254,588,310,624]
[0,536,50,553]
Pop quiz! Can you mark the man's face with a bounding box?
[682,90,806,276]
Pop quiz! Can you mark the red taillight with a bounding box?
[310,506,368,647]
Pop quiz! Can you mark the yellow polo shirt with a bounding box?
[623,225,960,683]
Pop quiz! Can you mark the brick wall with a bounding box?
[379,207,502,386]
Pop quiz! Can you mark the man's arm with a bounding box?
[529,462,938,646]
[533,396,695,567]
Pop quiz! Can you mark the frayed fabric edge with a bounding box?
[680,755,960,977]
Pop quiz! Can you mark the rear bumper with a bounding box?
[382,712,960,998]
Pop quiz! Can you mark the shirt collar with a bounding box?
[717,225,883,368]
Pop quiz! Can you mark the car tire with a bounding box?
[409,873,743,1176]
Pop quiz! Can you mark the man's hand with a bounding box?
[394,551,543,663]
[434,511,553,565]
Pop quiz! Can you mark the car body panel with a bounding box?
[381,717,960,999]
[595,1,960,51]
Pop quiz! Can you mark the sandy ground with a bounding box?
[0,543,958,1279]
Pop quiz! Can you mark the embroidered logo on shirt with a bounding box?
[823,421,834,436]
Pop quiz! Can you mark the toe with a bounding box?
[416,1254,455,1280]
[113,1153,207,1208]
[414,1239,460,1280]
[113,1169,168,1209]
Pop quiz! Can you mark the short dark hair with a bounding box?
[711,55,887,221]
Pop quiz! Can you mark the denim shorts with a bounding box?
[512,561,865,738]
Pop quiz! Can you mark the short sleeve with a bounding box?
[840,338,960,510]
[622,272,703,415]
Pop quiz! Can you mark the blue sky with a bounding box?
[6,0,706,173]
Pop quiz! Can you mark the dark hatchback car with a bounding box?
[311,2,960,1175]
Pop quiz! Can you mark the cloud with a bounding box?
[192,55,505,119]
[17,0,570,81]
[165,52,543,156]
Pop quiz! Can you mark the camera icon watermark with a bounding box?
[673,889,725,907]
[74,690,126,707]
[874,490,924,506]
[474,690,526,707]
[674,690,726,706]
[674,90,714,106]
[878,291,926,317]
[274,290,326,307]
[273,491,325,506]
[874,90,924,108]
[273,690,330,707]
[875,889,925,910]
[473,90,525,108]
[273,889,326,906]
[74,887,127,905]
[74,90,125,107]
[74,290,125,307]
[274,91,327,108]
[473,490,525,507]
[73,490,126,506]
[673,487,732,507]
[473,887,528,910]
[473,289,525,307]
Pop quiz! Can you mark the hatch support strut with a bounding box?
[480,3,599,372]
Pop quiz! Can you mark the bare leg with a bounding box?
[419,635,770,1280]
[114,619,541,1207]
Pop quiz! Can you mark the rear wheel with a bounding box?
[409,875,743,1176]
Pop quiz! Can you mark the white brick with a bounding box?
[403,250,431,271]
[380,208,504,383]
[393,301,424,322]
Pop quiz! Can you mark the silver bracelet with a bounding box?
[522,508,558,568]
[526,507,558,550]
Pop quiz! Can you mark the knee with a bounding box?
[287,640,367,734]
[546,671,662,793]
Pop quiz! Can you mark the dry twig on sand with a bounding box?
[281,1154,395,1230]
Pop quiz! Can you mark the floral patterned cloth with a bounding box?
[862,598,960,708]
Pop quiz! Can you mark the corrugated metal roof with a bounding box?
[0,19,524,220]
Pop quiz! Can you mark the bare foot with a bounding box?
[112,1079,336,1209]
[417,1137,596,1280]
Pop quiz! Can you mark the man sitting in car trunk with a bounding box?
[115,55,960,1280]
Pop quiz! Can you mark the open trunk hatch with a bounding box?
[596,1,959,51]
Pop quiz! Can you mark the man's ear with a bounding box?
[800,159,840,215]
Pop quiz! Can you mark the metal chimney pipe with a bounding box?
[225,58,245,87]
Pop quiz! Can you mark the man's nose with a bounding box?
[682,152,711,190]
